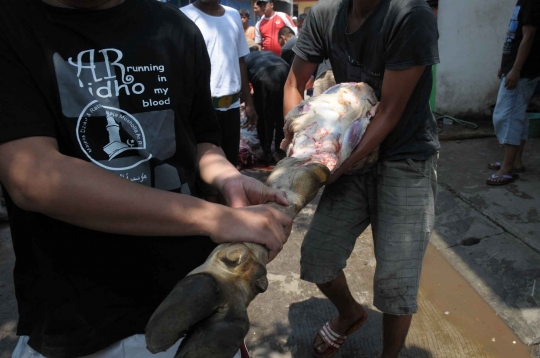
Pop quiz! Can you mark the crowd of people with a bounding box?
[0,0,537,358]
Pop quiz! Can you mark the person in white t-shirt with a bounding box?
[182,1,257,168]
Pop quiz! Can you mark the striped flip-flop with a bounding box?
[312,310,368,358]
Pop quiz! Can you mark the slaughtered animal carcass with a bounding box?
[145,82,379,358]
[281,82,379,172]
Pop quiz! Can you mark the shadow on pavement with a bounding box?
[250,296,435,357]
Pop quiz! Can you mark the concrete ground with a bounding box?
[244,137,540,357]
[0,137,539,357]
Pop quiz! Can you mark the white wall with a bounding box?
[436,0,516,117]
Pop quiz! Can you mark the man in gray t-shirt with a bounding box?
[284,0,439,357]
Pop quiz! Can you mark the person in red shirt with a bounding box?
[254,0,297,56]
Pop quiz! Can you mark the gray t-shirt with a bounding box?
[293,0,440,161]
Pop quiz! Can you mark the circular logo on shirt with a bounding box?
[76,100,152,171]
[276,19,281,25]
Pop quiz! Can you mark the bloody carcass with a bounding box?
[145,82,379,358]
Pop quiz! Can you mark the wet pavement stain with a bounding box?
[506,185,535,200]
[420,245,532,358]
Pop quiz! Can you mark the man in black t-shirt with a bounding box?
[284,0,439,357]
[0,0,292,357]
[487,0,539,186]
[245,47,289,163]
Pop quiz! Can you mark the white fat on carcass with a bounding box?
[280,82,378,172]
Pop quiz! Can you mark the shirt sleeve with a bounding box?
[189,31,222,146]
[522,0,540,28]
[292,3,329,64]
[0,35,57,145]
[255,20,262,44]
[280,13,298,34]
[385,5,440,70]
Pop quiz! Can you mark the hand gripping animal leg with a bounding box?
[146,82,379,357]
[145,158,330,358]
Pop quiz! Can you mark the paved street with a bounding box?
[1,137,539,357]
[244,136,540,357]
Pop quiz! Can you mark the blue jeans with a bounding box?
[493,76,540,145]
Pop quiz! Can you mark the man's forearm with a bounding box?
[284,80,305,116]
[283,57,317,116]
[239,57,255,108]
[330,66,426,180]
[512,27,536,72]
[0,137,223,238]
[197,143,242,188]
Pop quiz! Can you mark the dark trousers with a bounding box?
[215,107,240,167]
[253,65,289,156]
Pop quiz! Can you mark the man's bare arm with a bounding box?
[283,56,318,116]
[0,137,290,256]
[0,136,219,236]
[327,66,426,183]
[239,57,258,130]
[505,25,537,89]
[197,142,287,205]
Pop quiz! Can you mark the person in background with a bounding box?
[182,0,258,168]
[276,25,315,96]
[292,15,298,26]
[245,42,288,164]
[240,9,256,41]
[1,0,292,357]
[254,0,297,56]
[487,0,539,186]
[296,13,307,31]
[253,1,265,20]
[285,0,439,356]
[278,26,297,66]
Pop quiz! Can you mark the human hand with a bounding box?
[325,164,347,185]
[245,104,258,131]
[497,67,502,79]
[218,174,288,208]
[209,204,292,262]
[505,68,520,89]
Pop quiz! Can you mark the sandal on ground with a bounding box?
[486,173,519,186]
[312,310,368,358]
[487,162,526,173]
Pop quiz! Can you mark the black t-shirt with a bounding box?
[501,0,540,78]
[294,0,440,161]
[245,51,290,85]
[280,36,297,66]
[0,0,220,356]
